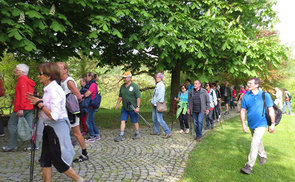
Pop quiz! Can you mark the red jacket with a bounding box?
[14,75,35,112]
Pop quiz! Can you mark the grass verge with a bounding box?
[181,114,295,182]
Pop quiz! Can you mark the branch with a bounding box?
[139,86,155,92]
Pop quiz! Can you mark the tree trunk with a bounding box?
[169,60,181,113]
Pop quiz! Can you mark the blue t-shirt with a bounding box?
[241,90,273,129]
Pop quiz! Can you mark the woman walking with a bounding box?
[174,84,189,134]
[151,73,171,138]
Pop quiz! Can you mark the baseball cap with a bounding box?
[122,71,132,77]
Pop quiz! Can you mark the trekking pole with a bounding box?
[129,104,152,128]
[171,100,176,131]
[30,107,39,182]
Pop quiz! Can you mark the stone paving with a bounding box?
[0,112,239,182]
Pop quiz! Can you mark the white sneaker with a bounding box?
[185,129,189,134]
[178,130,184,134]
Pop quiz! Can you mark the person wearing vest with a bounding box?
[187,80,210,142]
[57,62,89,163]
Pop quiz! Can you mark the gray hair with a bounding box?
[16,64,29,75]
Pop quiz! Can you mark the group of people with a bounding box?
[0,62,292,179]
[273,87,292,115]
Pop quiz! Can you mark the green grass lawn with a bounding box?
[181,114,295,182]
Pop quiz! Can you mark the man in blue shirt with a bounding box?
[240,78,275,174]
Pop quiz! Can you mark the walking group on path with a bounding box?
[0,62,293,181]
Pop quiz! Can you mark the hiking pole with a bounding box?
[30,107,39,182]
[189,114,193,136]
[171,99,176,131]
[129,104,152,128]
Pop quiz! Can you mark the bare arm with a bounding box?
[240,108,248,133]
[67,80,82,101]
[115,97,122,110]
[268,106,275,133]
[135,98,140,113]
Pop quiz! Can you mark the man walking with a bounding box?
[187,80,210,142]
[57,62,89,162]
[240,77,275,174]
[222,81,232,114]
[2,64,35,152]
[114,71,141,142]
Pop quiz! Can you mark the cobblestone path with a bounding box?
[0,112,239,182]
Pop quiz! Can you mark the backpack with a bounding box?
[262,92,282,126]
[89,91,102,109]
[0,78,4,97]
[288,93,292,103]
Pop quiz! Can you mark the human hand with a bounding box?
[242,124,248,133]
[268,123,275,133]
[16,110,24,116]
[135,107,140,114]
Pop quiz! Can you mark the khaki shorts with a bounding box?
[70,116,80,128]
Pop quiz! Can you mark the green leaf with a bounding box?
[1,18,15,25]
[11,9,21,17]
[112,28,122,38]
[26,10,44,19]
[0,33,9,42]
[89,31,98,39]
[50,20,66,32]
[8,29,23,40]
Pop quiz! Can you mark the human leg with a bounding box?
[7,112,18,148]
[192,112,198,136]
[179,113,185,131]
[287,101,292,115]
[156,111,171,134]
[183,113,189,129]
[63,167,85,181]
[42,167,52,182]
[283,102,287,114]
[80,113,88,133]
[246,127,267,168]
[152,107,160,134]
[196,112,205,139]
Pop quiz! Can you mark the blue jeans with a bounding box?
[283,101,292,115]
[86,107,100,138]
[192,112,205,139]
[152,107,171,134]
[206,110,214,129]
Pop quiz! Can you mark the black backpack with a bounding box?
[262,92,282,126]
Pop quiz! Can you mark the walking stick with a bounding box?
[189,114,193,136]
[129,104,152,129]
[171,100,176,131]
[30,107,39,182]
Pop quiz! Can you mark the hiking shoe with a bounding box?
[185,129,189,134]
[178,130,184,134]
[259,157,266,165]
[85,138,95,142]
[132,133,141,140]
[23,146,39,151]
[0,133,5,137]
[2,146,18,152]
[114,135,125,142]
[95,136,101,141]
[162,134,171,139]
[150,132,160,135]
[73,154,89,163]
[240,164,252,174]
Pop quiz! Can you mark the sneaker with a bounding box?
[95,136,101,141]
[114,135,125,142]
[2,146,18,152]
[73,154,89,163]
[178,130,184,134]
[85,138,95,142]
[132,133,141,140]
[185,129,189,134]
[259,157,266,165]
[23,146,39,151]
[162,134,171,139]
[240,164,252,174]
[0,133,5,137]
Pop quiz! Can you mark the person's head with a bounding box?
[231,85,235,89]
[283,88,287,92]
[247,77,261,92]
[212,83,216,90]
[240,85,244,89]
[80,77,87,87]
[14,64,29,77]
[86,72,97,83]
[193,80,201,90]
[57,62,69,79]
[185,79,191,86]
[205,83,212,91]
[155,72,163,83]
[122,71,132,84]
[215,80,219,85]
[224,81,229,86]
[38,62,60,85]
[180,84,187,93]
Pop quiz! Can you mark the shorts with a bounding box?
[40,125,70,173]
[121,107,139,123]
[224,97,231,104]
[70,115,80,128]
